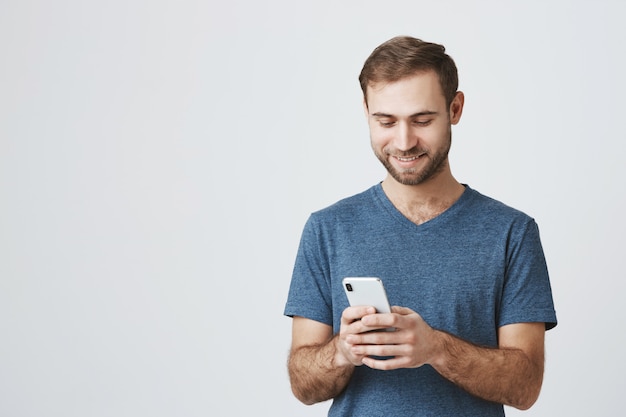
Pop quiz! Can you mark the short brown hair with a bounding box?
[359,36,459,107]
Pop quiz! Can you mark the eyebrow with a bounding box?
[371,111,439,118]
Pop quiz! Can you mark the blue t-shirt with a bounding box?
[284,184,557,417]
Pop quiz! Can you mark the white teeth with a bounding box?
[397,155,420,162]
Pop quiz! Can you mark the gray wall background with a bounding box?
[1,1,624,416]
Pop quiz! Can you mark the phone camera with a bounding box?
[345,283,353,292]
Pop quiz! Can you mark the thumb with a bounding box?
[391,305,416,315]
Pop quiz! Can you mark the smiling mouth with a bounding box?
[394,153,425,162]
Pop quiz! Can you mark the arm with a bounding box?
[287,317,352,405]
[431,322,545,410]
[349,307,546,410]
[287,306,381,405]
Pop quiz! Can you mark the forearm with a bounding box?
[431,331,544,410]
[288,335,354,405]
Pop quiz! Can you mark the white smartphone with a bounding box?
[342,277,391,314]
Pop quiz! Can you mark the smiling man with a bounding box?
[284,36,557,417]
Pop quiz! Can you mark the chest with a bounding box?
[329,226,506,345]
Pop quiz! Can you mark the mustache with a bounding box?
[383,147,427,157]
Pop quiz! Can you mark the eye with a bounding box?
[379,120,396,127]
[413,120,432,126]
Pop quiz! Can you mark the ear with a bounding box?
[449,91,465,125]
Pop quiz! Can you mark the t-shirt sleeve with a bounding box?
[283,215,334,326]
[499,218,557,330]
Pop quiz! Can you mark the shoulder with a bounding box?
[299,185,384,245]
[463,186,535,225]
[309,185,380,223]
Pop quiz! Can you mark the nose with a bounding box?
[394,121,416,152]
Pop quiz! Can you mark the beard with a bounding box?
[373,129,452,186]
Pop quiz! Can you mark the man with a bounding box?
[284,36,557,416]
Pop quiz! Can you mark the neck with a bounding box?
[381,168,465,225]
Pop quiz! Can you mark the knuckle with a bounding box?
[405,333,418,345]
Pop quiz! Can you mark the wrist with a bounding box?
[428,329,450,369]
[332,335,353,368]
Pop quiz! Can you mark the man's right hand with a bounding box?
[336,305,387,366]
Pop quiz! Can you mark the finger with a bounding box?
[361,355,408,371]
[349,329,399,346]
[391,305,416,315]
[361,312,397,329]
[342,305,376,324]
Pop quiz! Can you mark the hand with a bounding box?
[335,305,391,366]
[346,306,442,370]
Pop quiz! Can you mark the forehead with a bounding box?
[366,71,446,114]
